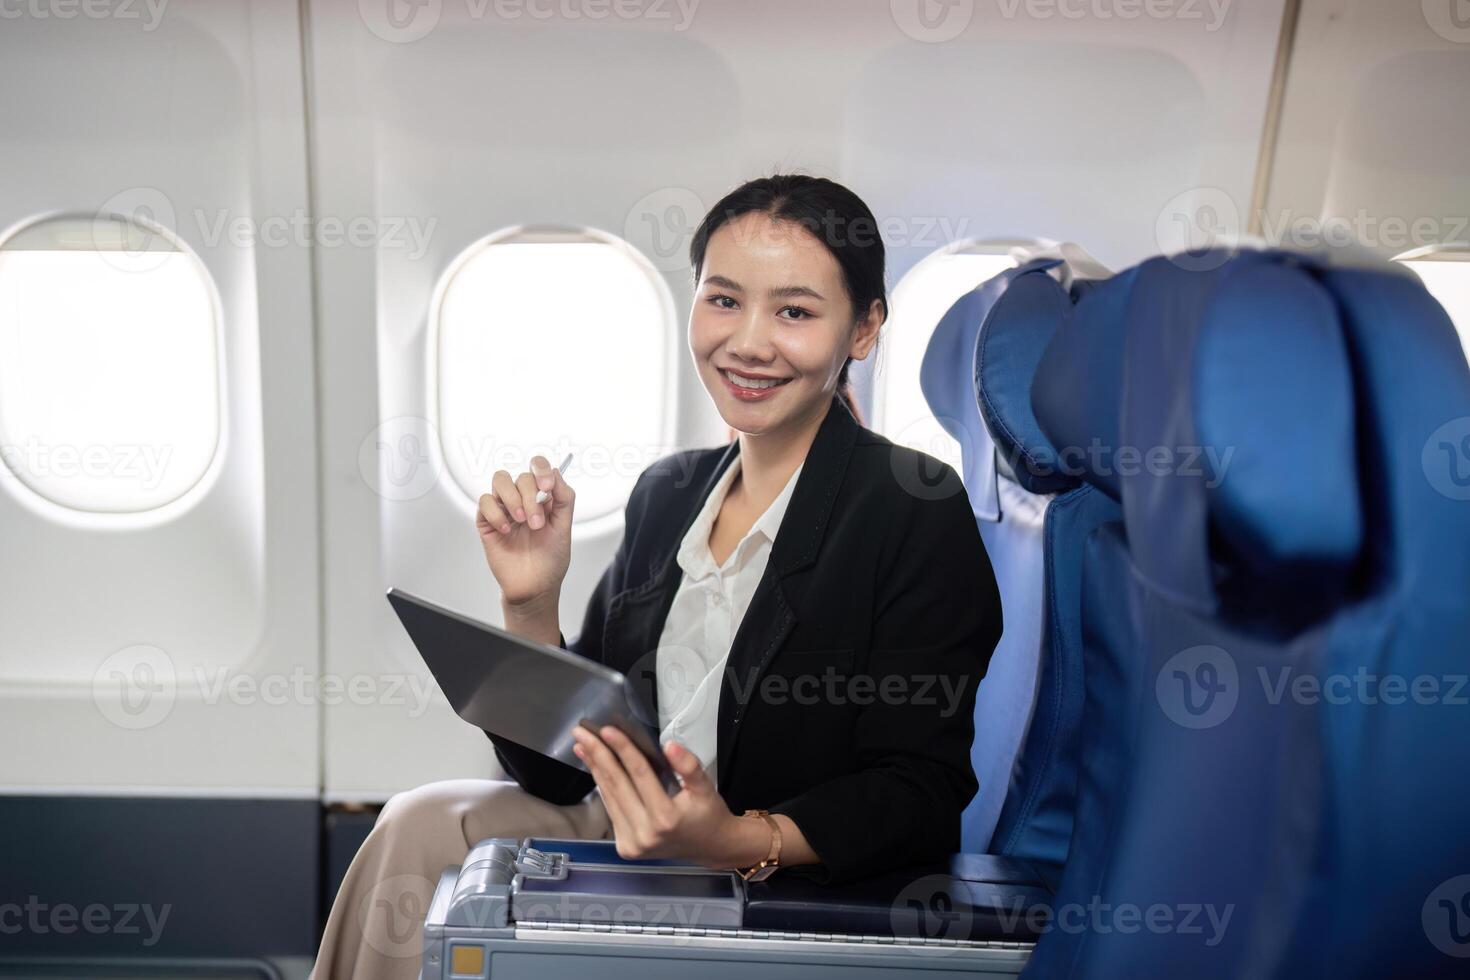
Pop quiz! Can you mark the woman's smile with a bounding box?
[720,366,794,401]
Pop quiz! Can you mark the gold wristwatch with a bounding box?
[738,809,782,882]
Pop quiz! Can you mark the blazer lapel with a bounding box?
[716,397,861,786]
[602,439,740,721]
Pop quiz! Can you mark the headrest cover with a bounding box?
[975,267,1079,494]
[1194,262,1362,580]
[920,269,1016,521]
[1031,266,1139,500]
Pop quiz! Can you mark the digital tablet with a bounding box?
[387,587,679,795]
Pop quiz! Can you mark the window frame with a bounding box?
[0,210,229,525]
[426,224,679,534]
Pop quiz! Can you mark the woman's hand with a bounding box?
[477,456,574,631]
[572,725,749,868]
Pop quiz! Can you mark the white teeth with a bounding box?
[724,369,787,390]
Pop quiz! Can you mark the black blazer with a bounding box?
[490,395,1002,883]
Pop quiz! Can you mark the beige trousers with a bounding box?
[310,779,611,980]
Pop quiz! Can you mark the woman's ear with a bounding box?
[849,298,885,361]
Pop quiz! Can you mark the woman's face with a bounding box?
[689,212,881,436]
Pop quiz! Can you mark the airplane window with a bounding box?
[875,245,1017,469]
[435,228,674,524]
[1396,248,1470,364]
[0,216,221,513]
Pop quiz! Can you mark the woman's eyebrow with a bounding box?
[769,284,826,302]
[703,275,826,302]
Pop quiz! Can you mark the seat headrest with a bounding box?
[1031,265,1139,500]
[975,265,1080,494]
[1194,261,1363,587]
[1034,248,1367,611]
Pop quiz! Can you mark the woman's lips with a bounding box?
[719,368,793,401]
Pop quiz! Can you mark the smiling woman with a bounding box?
[313,176,1003,979]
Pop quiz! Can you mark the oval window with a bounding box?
[435,228,675,524]
[0,215,221,513]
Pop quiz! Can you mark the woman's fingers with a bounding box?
[515,472,544,529]
[476,492,511,535]
[599,726,678,822]
[573,726,648,840]
[663,741,714,797]
[490,470,524,524]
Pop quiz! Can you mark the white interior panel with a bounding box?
[0,0,320,794]
[1266,0,1470,258]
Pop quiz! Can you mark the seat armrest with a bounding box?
[745,853,1058,942]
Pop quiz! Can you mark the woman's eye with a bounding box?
[706,294,738,310]
[779,306,813,321]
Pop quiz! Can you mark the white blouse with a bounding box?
[653,454,804,789]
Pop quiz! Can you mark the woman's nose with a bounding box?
[727,310,776,361]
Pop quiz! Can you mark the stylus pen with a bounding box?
[535,452,573,505]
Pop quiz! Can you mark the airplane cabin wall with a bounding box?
[306,0,1289,802]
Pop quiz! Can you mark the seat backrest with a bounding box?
[919,254,1118,869]
[1024,247,1470,978]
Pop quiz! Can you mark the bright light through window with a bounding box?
[436,232,673,523]
[0,217,220,513]
[1400,256,1470,364]
[876,250,1016,470]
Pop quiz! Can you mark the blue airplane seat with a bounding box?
[1024,248,1470,978]
[919,254,1120,872]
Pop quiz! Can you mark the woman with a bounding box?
[312,174,1002,979]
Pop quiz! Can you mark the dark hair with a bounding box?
[688,174,887,425]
